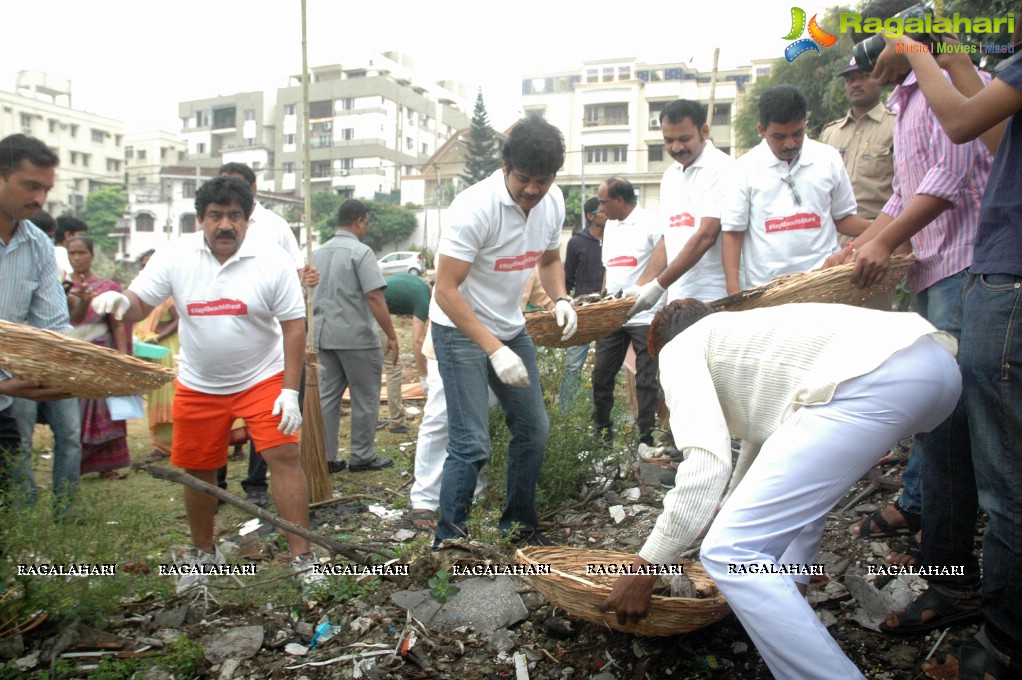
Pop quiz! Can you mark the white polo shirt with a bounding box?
[429,169,564,340]
[721,138,857,289]
[660,141,733,303]
[602,205,662,326]
[129,232,306,394]
[250,201,305,269]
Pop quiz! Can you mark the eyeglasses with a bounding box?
[781,175,802,206]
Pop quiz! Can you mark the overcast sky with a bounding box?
[4,0,839,132]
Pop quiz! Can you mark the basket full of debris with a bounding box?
[524,293,638,349]
[515,546,730,636]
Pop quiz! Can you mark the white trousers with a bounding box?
[700,336,961,680]
[410,359,489,511]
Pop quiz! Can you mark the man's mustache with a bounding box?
[215,231,236,240]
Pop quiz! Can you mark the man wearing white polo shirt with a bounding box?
[91,176,318,592]
[592,176,662,450]
[721,85,868,294]
[430,113,577,548]
[627,99,734,317]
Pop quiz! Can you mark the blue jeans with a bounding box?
[558,343,591,410]
[922,272,1022,663]
[12,397,81,511]
[900,270,968,515]
[432,324,549,544]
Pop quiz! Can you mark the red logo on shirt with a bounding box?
[494,251,542,272]
[765,213,822,233]
[187,299,249,316]
[607,255,639,268]
[669,213,695,228]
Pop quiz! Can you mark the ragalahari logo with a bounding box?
[783,7,838,61]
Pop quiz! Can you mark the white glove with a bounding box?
[488,346,530,387]
[419,376,429,399]
[554,298,578,341]
[271,388,302,435]
[91,291,131,320]
[625,280,666,318]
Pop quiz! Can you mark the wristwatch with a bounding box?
[555,296,572,304]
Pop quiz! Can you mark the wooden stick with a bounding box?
[139,464,389,563]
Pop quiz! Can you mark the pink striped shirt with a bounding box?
[883,69,994,293]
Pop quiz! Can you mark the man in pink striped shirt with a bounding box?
[826,0,994,574]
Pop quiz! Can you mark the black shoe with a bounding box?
[660,469,677,489]
[349,457,393,472]
[387,424,410,434]
[328,460,347,474]
[245,490,269,508]
[512,530,558,547]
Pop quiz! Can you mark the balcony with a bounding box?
[582,115,630,128]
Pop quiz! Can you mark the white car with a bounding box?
[377,251,424,276]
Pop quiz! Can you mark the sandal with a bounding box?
[879,586,982,636]
[409,509,436,531]
[921,641,1011,680]
[886,532,922,567]
[854,501,921,539]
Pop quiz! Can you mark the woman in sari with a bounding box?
[135,250,179,463]
[67,237,132,479]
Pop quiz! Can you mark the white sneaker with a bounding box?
[636,442,665,459]
[290,552,326,590]
[174,546,226,594]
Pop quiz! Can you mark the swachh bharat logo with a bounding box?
[783,7,838,61]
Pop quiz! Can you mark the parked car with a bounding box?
[377,251,423,276]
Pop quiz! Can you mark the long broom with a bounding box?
[298,0,331,502]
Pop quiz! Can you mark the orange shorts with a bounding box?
[171,372,299,470]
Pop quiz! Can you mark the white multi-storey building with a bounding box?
[0,70,125,216]
[521,57,771,212]
[177,52,472,200]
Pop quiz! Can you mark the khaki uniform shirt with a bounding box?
[820,102,896,221]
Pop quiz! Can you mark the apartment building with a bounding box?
[177,51,472,200]
[0,70,125,216]
[521,57,771,210]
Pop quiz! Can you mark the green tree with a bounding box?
[311,191,343,244]
[364,201,418,252]
[562,186,585,234]
[460,89,501,186]
[82,186,127,256]
[735,5,855,151]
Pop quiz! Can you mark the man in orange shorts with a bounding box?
[92,175,317,592]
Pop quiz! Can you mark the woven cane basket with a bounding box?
[515,546,730,636]
[710,254,914,312]
[525,296,638,349]
[0,320,177,399]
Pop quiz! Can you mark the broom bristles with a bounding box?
[301,349,333,502]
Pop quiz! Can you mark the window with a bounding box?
[125,146,134,159]
[406,137,413,150]
[160,147,168,159]
[340,98,354,111]
[602,67,614,82]
[244,109,256,121]
[421,143,428,155]
[69,124,79,137]
[135,214,155,232]
[81,153,90,168]
[195,142,206,154]
[20,113,33,130]
[137,149,146,160]
[48,119,58,133]
[182,180,196,198]
[341,128,354,141]
[282,162,295,174]
[311,135,331,149]
[309,100,332,118]
[180,214,196,233]
[212,107,236,129]
[585,146,627,164]
[648,145,664,162]
[106,158,121,172]
[603,104,628,125]
[712,103,732,125]
[339,158,353,170]
[618,66,631,81]
[194,110,209,127]
[69,151,78,165]
[283,133,296,145]
[311,161,331,178]
[586,68,598,84]
[244,137,255,147]
[283,103,296,116]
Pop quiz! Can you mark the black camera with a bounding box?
[853,3,940,72]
